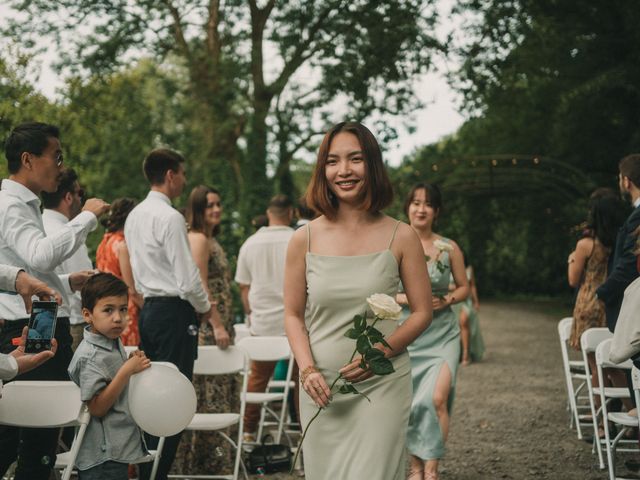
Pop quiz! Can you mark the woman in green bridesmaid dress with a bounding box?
[284,122,432,480]
[398,183,469,480]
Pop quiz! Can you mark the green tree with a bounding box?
[4,0,442,222]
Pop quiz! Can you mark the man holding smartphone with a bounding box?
[0,123,109,480]
[0,266,61,381]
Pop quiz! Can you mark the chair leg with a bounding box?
[150,437,165,480]
[256,403,266,441]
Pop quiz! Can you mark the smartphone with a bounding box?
[25,301,58,353]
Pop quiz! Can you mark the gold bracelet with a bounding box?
[300,365,318,384]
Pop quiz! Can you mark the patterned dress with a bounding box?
[173,236,241,475]
[95,231,140,346]
[570,240,610,349]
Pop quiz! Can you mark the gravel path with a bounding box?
[253,300,638,479]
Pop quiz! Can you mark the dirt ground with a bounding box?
[254,300,639,479]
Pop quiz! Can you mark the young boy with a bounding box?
[68,272,150,479]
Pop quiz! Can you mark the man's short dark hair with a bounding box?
[5,122,60,174]
[143,148,185,185]
[619,154,640,189]
[268,194,293,218]
[81,273,128,312]
[41,168,78,209]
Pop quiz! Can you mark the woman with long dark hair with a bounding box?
[96,198,142,346]
[172,185,237,476]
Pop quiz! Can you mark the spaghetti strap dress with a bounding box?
[300,221,412,480]
[407,238,460,460]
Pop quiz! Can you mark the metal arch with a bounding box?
[409,154,595,199]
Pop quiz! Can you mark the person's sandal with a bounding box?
[424,472,439,480]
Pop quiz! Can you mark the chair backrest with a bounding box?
[595,338,634,370]
[580,327,612,353]
[193,345,249,376]
[233,323,251,343]
[124,345,138,357]
[558,317,573,342]
[237,336,290,362]
[0,381,82,427]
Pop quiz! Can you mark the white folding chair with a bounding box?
[595,339,639,480]
[169,345,249,480]
[558,317,589,438]
[237,336,294,444]
[233,323,251,344]
[0,381,88,480]
[581,328,630,469]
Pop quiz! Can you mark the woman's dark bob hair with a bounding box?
[304,122,393,220]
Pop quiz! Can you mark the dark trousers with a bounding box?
[0,317,73,480]
[137,298,198,480]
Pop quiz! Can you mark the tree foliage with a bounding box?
[4,0,442,222]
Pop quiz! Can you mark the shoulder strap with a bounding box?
[306,223,311,253]
[388,221,401,249]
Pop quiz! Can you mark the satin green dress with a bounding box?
[406,239,460,460]
[451,268,485,362]
[300,223,412,480]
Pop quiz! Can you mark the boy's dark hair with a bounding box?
[5,122,60,174]
[143,148,184,185]
[81,273,128,311]
[41,168,78,209]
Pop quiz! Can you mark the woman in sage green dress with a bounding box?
[451,263,485,365]
[284,122,432,480]
[397,183,469,480]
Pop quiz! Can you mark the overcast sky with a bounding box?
[2,1,466,167]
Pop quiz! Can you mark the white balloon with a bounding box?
[128,362,196,437]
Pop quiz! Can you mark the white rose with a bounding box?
[366,293,402,320]
[433,239,454,253]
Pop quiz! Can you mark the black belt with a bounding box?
[144,296,182,304]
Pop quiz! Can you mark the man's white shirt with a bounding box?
[0,179,97,319]
[43,209,94,325]
[124,190,210,313]
[235,226,294,336]
[0,265,21,380]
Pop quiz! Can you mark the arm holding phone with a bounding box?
[0,268,61,381]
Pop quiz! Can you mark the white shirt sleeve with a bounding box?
[0,265,21,292]
[163,214,211,313]
[0,204,97,273]
[0,354,19,381]
[234,244,251,285]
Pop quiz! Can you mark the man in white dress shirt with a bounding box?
[42,168,93,350]
[124,148,214,480]
[235,194,296,438]
[0,122,109,480]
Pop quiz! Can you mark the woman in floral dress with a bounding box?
[173,185,239,476]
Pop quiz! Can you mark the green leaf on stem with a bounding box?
[354,314,366,332]
[364,347,385,361]
[369,356,395,375]
[344,328,360,339]
[356,335,371,354]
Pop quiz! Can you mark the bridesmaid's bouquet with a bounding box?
[292,293,401,471]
